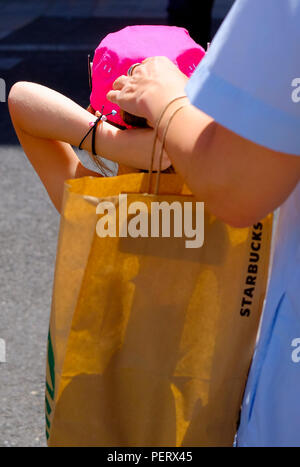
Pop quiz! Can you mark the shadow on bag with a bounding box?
[45,168,273,447]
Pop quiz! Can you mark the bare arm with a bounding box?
[154,102,300,227]
[107,57,300,227]
[8,81,170,213]
[9,79,300,226]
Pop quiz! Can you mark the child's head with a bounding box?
[89,25,205,128]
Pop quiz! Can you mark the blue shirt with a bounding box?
[185,0,300,446]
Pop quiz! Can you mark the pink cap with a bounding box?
[90,25,205,127]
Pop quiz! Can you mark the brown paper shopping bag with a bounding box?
[45,169,272,447]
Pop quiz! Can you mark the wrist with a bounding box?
[154,96,190,140]
[144,90,188,128]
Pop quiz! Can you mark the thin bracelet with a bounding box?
[148,95,188,193]
[78,108,117,156]
[78,115,103,155]
[154,103,189,195]
[91,118,101,156]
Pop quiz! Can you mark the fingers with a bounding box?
[112,75,128,90]
[141,57,152,65]
[108,75,128,103]
[106,89,119,104]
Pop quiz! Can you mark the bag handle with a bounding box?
[147,96,188,195]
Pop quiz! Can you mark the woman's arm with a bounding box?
[8,81,170,213]
[10,79,300,227]
[155,102,300,226]
[107,56,300,227]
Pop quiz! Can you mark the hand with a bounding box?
[107,56,189,128]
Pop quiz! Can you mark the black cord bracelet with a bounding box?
[91,118,100,156]
[78,107,117,156]
[78,113,102,156]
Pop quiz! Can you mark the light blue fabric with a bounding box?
[185,0,300,155]
[185,0,300,446]
[237,184,300,446]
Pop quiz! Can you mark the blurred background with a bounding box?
[0,0,234,447]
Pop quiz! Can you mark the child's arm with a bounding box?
[8,82,103,213]
[8,81,170,213]
[10,124,101,213]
